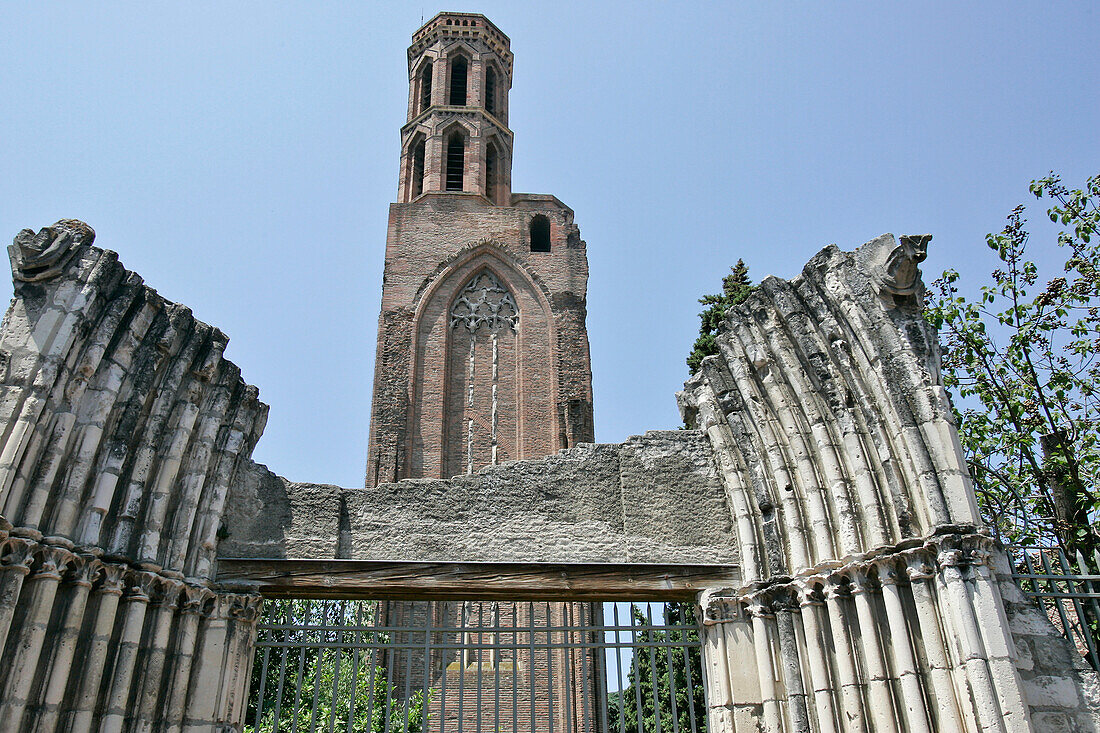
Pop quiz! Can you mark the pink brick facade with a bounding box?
[365,13,593,488]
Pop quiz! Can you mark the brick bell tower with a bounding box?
[365,11,594,487]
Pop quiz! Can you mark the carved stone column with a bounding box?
[66,562,127,731]
[32,554,99,732]
[966,546,1031,731]
[873,559,931,733]
[183,594,232,732]
[794,582,837,733]
[849,567,899,733]
[772,592,810,732]
[132,576,184,731]
[936,547,1006,731]
[699,591,762,733]
[747,598,783,732]
[162,585,216,733]
[222,593,264,727]
[101,570,158,732]
[0,544,76,730]
[0,536,34,659]
[822,577,866,732]
[904,554,966,731]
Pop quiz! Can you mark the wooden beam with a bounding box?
[215,558,741,601]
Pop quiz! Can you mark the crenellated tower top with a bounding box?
[398,12,514,205]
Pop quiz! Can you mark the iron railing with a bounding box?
[1009,546,1100,670]
[246,600,707,733]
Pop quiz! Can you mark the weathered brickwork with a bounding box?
[365,12,593,487]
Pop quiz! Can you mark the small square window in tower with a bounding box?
[529,215,551,252]
[446,132,465,191]
[449,56,468,106]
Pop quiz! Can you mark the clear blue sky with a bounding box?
[2,2,1097,486]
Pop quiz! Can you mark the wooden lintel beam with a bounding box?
[215,559,741,601]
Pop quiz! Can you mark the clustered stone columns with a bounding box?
[699,536,1033,732]
[0,222,269,730]
[0,532,262,732]
[682,234,1100,729]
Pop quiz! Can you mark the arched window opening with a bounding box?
[529,215,551,252]
[486,145,499,203]
[485,66,498,116]
[419,62,433,113]
[449,56,468,106]
[446,132,465,191]
[412,138,426,198]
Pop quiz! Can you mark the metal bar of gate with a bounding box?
[247,599,707,733]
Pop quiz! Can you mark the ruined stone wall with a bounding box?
[680,234,1100,732]
[225,430,737,566]
[0,221,266,731]
[365,194,593,487]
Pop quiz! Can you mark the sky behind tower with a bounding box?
[1,2,1097,486]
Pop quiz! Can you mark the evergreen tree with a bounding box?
[607,604,707,733]
[687,261,754,375]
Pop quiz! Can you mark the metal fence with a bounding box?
[1009,546,1100,670]
[246,600,707,733]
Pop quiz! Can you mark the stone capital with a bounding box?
[848,566,877,595]
[905,553,936,582]
[64,554,100,588]
[153,576,184,609]
[871,558,901,586]
[31,545,77,581]
[125,570,160,602]
[95,563,128,596]
[822,575,850,602]
[228,593,264,623]
[745,595,775,620]
[0,537,35,575]
[180,585,216,616]
[793,580,826,607]
[699,590,744,625]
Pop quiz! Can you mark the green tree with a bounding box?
[687,260,755,375]
[927,172,1100,558]
[607,604,706,733]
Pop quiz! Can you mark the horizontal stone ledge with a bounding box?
[215,558,742,601]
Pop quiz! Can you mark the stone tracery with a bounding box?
[449,269,519,333]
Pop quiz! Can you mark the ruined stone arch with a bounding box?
[406,245,559,479]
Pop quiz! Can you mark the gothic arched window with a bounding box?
[448,270,519,475]
[449,55,468,106]
[485,66,498,116]
[485,143,498,204]
[529,215,551,252]
[411,137,426,198]
[446,132,465,191]
[419,62,433,113]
